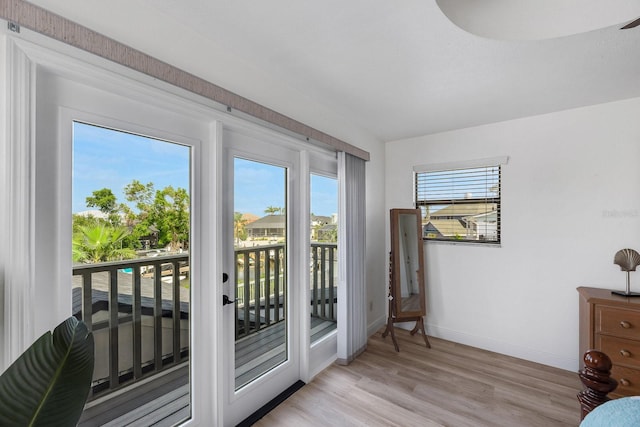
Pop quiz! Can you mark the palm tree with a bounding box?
[264,206,280,215]
[73,225,137,263]
[234,212,248,245]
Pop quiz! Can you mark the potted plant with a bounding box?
[0,317,94,426]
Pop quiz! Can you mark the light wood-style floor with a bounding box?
[256,328,582,427]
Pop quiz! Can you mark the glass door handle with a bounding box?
[222,295,236,306]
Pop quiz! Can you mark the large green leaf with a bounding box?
[0,317,94,426]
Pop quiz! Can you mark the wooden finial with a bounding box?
[577,350,618,420]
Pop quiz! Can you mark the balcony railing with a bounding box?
[311,243,337,322]
[72,254,190,399]
[234,244,286,340]
[72,242,337,401]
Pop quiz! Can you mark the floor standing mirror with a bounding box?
[383,208,430,351]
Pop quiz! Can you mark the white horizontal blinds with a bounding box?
[415,165,501,243]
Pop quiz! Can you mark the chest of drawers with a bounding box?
[578,286,640,397]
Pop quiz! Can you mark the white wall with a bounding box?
[386,97,640,371]
[364,142,387,334]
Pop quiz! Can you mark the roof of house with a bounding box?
[317,223,337,232]
[241,213,260,223]
[429,203,497,218]
[245,214,286,229]
[311,215,332,225]
[424,220,468,237]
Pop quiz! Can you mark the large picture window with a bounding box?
[415,163,502,244]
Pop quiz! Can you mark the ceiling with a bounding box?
[25,0,640,143]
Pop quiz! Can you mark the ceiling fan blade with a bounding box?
[621,17,640,29]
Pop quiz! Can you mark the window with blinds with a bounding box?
[415,165,501,244]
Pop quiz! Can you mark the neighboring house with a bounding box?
[428,203,496,220]
[244,213,337,241]
[75,209,110,220]
[241,212,259,224]
[423,219,468,239]
[75,209,127,223]
[310,214,332,241]
[311,214,332,226]
[424,203,497,240]
[314,223,337,242]
[137,224,159,250]
[244,214,285,239]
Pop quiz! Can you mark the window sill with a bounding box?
[423,239,501,248]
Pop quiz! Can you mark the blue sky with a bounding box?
[73,122,337,217]
[310,174,338,217]
[234,158,338,217]
[72,122,190,213]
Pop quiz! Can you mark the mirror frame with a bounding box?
[390,208,426,319]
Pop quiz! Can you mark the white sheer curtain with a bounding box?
[336,152,367,365]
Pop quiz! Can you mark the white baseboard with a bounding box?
[425,323,577,372]
[367,315,386,337]
[364,316,576,372]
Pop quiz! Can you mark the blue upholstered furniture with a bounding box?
[580,396,640,427]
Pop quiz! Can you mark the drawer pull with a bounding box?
[620,378,631,387]
[620,349,632,357]
[621,321,632,329]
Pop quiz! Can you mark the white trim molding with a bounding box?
[413,155,509,173]
[1,37,35,368]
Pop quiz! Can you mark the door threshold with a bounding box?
[236,380,305,427]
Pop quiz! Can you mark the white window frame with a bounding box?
[305,152,339,380]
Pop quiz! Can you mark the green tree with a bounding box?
[123,180,161,249]
[77,180,190,254]
[72,213,103,235]
[85,188,121,226]
[153,186,190,251]
[325,226,338,243]
[234,212,248,245]
[125,182,190,251]
[73,225,137,263]
[264,206,280,215]
[124,180,154,214]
